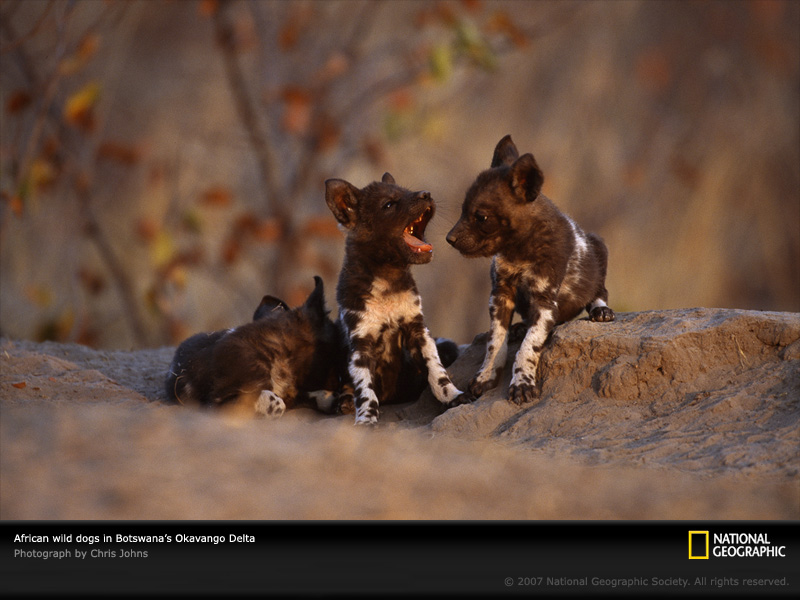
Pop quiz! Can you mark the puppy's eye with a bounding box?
[383,200,396,210]
[474,211,489,223]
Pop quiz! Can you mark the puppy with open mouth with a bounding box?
[326,172,473,425]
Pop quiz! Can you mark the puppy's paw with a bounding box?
[445,391,476,409]
[589,306,615,322]
[354,414,378,426]
[335,393,355,415]
[468,373,500,397]
[508,382,540,405]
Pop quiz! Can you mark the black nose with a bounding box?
[417,191,431,201]
[446,231,458,246]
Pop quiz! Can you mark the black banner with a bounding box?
[1,521,797,597]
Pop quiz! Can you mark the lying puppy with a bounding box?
[325,172,474,425]
[165,276,348,417]
[446,135,615,404]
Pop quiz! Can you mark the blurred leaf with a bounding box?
[150,230,176,268]
[96,141,143,165]
[312,115,340,152]
[253,218,283,243]
[670,155,701,189]
[635,48,672,93]
[198,0,219,17]
[136,217,159,242]
[455,19,497,70]
[278,5,314,51]
[59,35,101,76]
[200,185,233,207]
[24,285,53,308]
[12,382,27,389]
[460,0,483,13]
[63,81,101,130]
[30,158,57,190]
[302,216,342,239]
[6,90,32,114]
[314,52,350,83]
[281,86,312,135]
[486,10,529,48]
[77,267,107,296]
[429,43,454,82]
[78,34,101,61]
[181,208,204,233]
[221,237,242,264]
[1,192,24,218]
[389,89,414,112]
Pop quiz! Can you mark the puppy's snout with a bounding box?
[446,228,459,247]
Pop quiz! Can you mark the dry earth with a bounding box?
[1,308,798,520]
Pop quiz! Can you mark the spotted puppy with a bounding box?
[326,172,474,425]
[446,135,614,404]
[165,276,348,417]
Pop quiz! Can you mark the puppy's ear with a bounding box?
[509,153,544,202]
[302,276,328,328]
[253,295,289,321]
[381,172,396,185]
[325,179,360,229]
[491,135,519,168]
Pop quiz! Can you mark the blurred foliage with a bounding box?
[0,0,798,350]
[0,0,535,348]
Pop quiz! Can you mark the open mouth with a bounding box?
[403,206,434,254]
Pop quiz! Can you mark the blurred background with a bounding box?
[1,0,798,350]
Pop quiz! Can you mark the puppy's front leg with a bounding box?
[508,303,555,405]
[416,326,474,408]
[471,289,515,397]
[348,346,382,425]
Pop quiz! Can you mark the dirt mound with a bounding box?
[407,308,800,476]
[1,308,798,519]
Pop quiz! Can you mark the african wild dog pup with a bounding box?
[446,135,614,405]
[325,172,474,425]
[165,276,348,417]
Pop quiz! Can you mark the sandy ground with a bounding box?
[1,308,798,520]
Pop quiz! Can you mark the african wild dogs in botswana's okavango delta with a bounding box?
[446,135,615,405]
[165,276,350,418]
[325,172,473,425]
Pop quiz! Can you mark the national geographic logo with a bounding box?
[689,530,787,559]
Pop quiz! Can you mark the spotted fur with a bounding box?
[165,276,349,417]
[326,172,474,425]
[447,135,615,404]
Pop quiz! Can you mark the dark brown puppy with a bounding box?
[165,276,348,417]
[326,172,473,425]
[447,135,614,404]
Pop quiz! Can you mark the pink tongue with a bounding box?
[403,231,433,253]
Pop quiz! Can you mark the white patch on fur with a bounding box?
[348,350,381,425]
[308,390,337,413]
[567,216,588,256]
[343,277,464,418]
[588,298,608,310]
[180,380,193,403]
[475,323,508,387]
[255,390,285,418]
[509,308,554,388]
[345,279,422,339]
[559,218,590,301]
[419,328,463,403]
